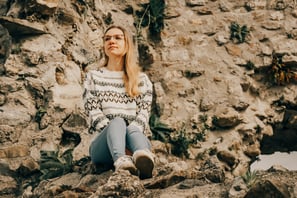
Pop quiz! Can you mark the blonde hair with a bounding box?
[103,25,140,97]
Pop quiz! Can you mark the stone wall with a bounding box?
[0,0,297,197]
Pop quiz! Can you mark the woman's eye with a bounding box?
[115,36,123,40]
[104,37,111,41]
[103,35,124,41]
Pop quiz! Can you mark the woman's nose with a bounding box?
[109,37,116,42]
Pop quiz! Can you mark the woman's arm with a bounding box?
[129,74,153,132]
[83,72,109,133]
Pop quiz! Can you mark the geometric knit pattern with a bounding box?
[83,67,153,136]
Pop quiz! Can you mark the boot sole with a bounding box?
[135,155,154,179]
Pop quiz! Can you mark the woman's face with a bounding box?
[103,28,126,58]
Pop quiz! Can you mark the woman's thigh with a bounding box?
[89,129,113,165]
[126,125,151,152]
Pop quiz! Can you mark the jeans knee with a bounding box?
[127,124,141,135]
[110,117,126,128]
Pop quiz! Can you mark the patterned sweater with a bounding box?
[83,67,153,136]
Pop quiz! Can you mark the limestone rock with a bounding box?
[228,176,248,198]
[0,24,11,69]
[217,150,237,168]
[26,0,59,16]
[186,0,208,7]
[92,170,145,197]
[0,0,297,197]
[0,175,18,196]
[245,179,290,198]
[0,16,47,36]
[0,145,30,158]
[213,108,242,128]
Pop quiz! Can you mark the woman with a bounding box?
[83,25,154,179]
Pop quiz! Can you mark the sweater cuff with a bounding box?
[95,119,109,131]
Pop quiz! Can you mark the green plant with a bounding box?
[230,22,249,43]
[103,12,113,25]
[196,149,208,160]
[199,114,208,123]
[149,114,173,142]
[199,114,210,132]
[244,2,254,12]
[170,122,206,158]
[170,126,191,158]
[150,114,208,158]
[254,124,261,134]
[135,4,150,37]
[286,32,293,39]
[211,115,219,130]
[191,115,208,142]
[35,107,47,123]
[245,60,255,70]
[242,169,259,188]
[135,0,165,39]
[269,54,297,85]
[149,0,165,36]
[39,148,73,180]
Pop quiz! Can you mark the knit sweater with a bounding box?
[83,67,153,136]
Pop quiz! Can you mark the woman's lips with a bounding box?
[108,45,117,50]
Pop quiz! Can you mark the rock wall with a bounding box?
[0,0,297,197]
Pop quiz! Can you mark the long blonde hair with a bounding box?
[103,25,140,97]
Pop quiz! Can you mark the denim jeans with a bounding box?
[89,117,151,165]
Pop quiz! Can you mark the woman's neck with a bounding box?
[106,57,124,71]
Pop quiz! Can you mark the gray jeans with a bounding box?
[89,117,151,165]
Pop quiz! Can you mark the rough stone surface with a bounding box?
[0,0,297,197]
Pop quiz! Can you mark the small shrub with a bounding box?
[199,114,208,123]
[149,114,173,142]
[254,124,262,134]
[39,148,73,180]
[103,12,113,25]
[287,32,294,39]
[170,116,208,158]
[245,60,255,70]
[199,114,210,132]
[35,107,47,123]
[150,114,208,158]
[170,126,191,158]
[148,0,165,37]
[135,0,165,39]
[269,54,297,85]
[230,22,249,43]
[242,169,259,188]
[211,115,219,130]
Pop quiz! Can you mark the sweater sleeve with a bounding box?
[129,74,153,133]
[83,72,110,133]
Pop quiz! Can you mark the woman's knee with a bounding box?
[127,124,141,135]
[108,117,126,132]
[109,117,126,128]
